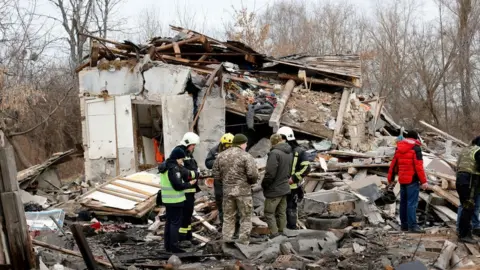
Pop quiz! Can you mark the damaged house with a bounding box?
[78,26,367,183]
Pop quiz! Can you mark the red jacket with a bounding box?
[387,138,427,185]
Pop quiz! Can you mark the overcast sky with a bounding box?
[31,0,439,60]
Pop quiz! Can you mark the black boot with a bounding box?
[459,234,477,244]
[409,226,425,234]
[472,228,480,237]
[286,209,298,230]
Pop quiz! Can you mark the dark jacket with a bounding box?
[205,144,223,197]
[387,139,427,185]
[158,159,193,207]
[174,145,200,193]
[205,144,220,169]
[291,145,312,184]
[262,142,293,198]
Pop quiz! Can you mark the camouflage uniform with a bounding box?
[212,146,259,244]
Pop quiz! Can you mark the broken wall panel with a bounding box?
[143,64,191,100]
[115,96,136,175]
[194,91,225,170]
[79,66,142,95]
[162,95,194,156]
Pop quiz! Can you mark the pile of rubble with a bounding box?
[13,26,480,270]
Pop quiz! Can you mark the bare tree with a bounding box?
[135,6,164,42]
[224,6,271,54]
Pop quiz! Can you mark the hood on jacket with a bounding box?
[397,138,421,154]
[158,159,179,174]
[272,142,292,154]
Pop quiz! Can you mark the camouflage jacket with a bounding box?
[212,146,259,197]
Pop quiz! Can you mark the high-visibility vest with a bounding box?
[457,145,480,175]
[290,151,310,189]
[160,171,186,204]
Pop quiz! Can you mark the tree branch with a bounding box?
[8,87,74,137]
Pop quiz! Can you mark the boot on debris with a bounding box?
[459,234,477,244]
[178,240,193,249]
[408,226,425,234]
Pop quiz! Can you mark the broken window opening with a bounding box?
[133,103,163,171]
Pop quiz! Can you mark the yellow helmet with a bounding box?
[220,133,234,145]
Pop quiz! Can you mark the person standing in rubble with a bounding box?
[174,132,201,247]
[277,126,311,230]
[387,131,428,234]
[205,133,234,225]
[262,134,293,237]
[455,136,480,243]
[158,147,197,253]
[212,134,259,245]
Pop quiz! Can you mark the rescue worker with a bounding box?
[212,134,259,245]
[174,132,201,246]
[276,126,311,229]
[456,136,480,243]
[387,131,428,233]
[205,133,234,225]
[262,134,293,237]
[158,147,197,253]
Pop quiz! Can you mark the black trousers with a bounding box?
[457,172,478,238]
[180,193,195,241]
[165,205,184,253]
[215,194,224,224]
[286,190,298,229]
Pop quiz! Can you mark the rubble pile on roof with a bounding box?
[77,25,362,141]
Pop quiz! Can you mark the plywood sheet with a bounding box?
[85,191,138,210]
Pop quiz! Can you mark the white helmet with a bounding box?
[180,132,200,146]
[277,126,295,141]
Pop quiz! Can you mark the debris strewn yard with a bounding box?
[0,25,478,270]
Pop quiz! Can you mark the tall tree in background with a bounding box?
[455,0,479,135]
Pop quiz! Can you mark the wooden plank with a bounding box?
[70,224,98,270]
[426,170,456,181]
[277,73,355,88]
[192,211,217,232]
[110,181,153,196]
[98,188,144,202]
[0,144,19,192]
[0,192,34,269]
[431,185,460,207]
[419,121,467,147]
[332,89,351,146]
[269,80,296,132]
[118,177,162,188]
[32,239,112,268]
[465,243,480,257]
[433,209,452,222]
[101,186,148,199]
[441,179,456,190]
[303,179,319,193]
[155,36,202,52]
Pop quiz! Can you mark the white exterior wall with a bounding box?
[80,62,224,183]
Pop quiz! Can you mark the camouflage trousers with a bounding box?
[222,195,253,245]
